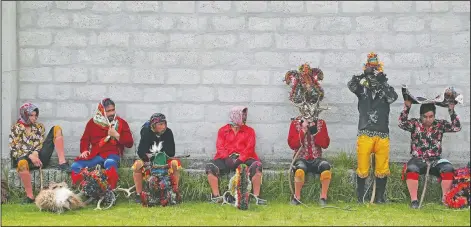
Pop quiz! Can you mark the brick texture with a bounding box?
[12,1,470,164]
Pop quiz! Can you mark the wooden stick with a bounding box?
[39,167,43,189]
[419,161,431,209]
[369,153,376,204]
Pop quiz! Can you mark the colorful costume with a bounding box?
[132,113,181,207]
[444,162,470,209]
[78,166,116,210]
[399,88,462,208]
[284,63,331,206]
[347,53,398,203]
[70,98,134,190]
[9,103,69,203]
[205,106,266,208]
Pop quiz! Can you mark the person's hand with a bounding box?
[448,103,455,111]
[79,151,90,159]
[108,127,119,138]
[29,152,42,167]
[405,99,412,108]
[308,121,318,135]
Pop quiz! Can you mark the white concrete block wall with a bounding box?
[8,1,470,164]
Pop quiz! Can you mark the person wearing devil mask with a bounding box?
[399,100,461,209]
[70,98,134,189]
[287,116,331,206]
[347,52,398,204]
[205,106,267,205]
[131,113,181,204]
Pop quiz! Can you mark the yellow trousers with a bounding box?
[356,135,390,178]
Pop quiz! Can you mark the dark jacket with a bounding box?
[347,73,398,135]
[137,121,175,162]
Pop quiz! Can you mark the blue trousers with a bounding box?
[71,154,120,174]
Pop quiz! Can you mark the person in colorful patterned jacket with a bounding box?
[205,106,266,205]
[347,52,398,203]
[287,116,331,206]
[70,98,134,190]
[131,113,181,204]
[399,100,461,209]
[9,103,71,203]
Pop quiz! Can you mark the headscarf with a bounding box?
[150,113,167,135]
[93,98,118,129]
[93,98,120,147]
[229,106,248,127]
[17,102,39,126]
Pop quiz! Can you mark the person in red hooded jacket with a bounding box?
[288,116,331,206]
[205,106,266,205]
[70,98,134,189]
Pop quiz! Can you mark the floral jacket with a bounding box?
[9,122,45,161]
[398,105,461,159]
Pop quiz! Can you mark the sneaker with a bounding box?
[22,196,35,204]
[58,163,72,173]
[224,193,235,205]
[291,197,301,206]
[209,194,223,203]
[134,194,142,204]
[254,196,267,205]
[319,198,327,207]
[410,200,419,209]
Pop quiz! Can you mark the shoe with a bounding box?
[374,177,387,204]
[319,198,327,207]
[254,196,267,205]
[209,194,223,203]
[22,196,35,204]
[410,200,419,209]
[291,196,301,205]
[58,162,72,173]
[224,193,235,205]
[134,194,142,204]
[356,176,366,204]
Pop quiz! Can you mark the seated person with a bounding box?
[287,116,331,206]
[9,103,70,203]
[205,106,266,205]
[131,113,181,204]
[399,100,461,209]
[70,98,134,189]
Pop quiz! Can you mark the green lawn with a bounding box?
[1,201,470,226]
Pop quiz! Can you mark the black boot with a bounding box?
[356,176,366,203]
[374,177,387,204]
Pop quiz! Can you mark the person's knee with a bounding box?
[318,160,331,172]
[406,161,420,181]
[205,162,219,176]
[16,160,29,172]
[318,161,332,181]
[53,125,63,138]
[169,159,181,175]
[406,163,420,173]
[104,158,118,169]
[70,162,82,174]
[249,161,263,178]
[294,169,305,183]
[132,160,143,173]
[439,163,454,180]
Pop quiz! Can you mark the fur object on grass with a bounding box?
[35,182,84,214]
